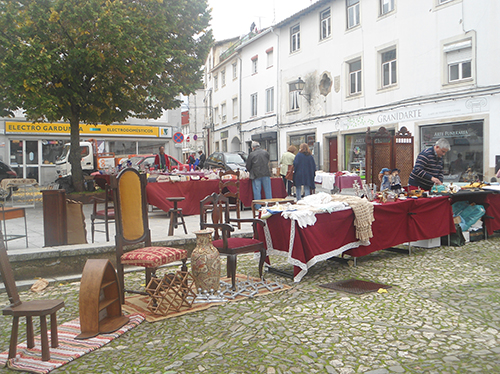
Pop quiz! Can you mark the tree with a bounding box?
[0,0,212,191]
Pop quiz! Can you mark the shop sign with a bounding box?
[5,121,161,137]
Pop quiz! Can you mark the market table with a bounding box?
[146,177,286,216]
[258,196,454,282]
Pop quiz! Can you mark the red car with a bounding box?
[121,154,188,171]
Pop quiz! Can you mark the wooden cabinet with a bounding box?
[76,259,129,339]
[42,189,67,247]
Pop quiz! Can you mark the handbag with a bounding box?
[285,165,294,181]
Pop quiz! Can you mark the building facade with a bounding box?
[204,0,500,181]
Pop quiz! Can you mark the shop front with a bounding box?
[1,121,174,186]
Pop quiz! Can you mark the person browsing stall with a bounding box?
[279,145,297,197]
[154,146,170,171]
[408,138,450,191]
[198,150,206,169]
[293,143,316,201]
[246,141,272,208]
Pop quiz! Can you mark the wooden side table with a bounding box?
[251,197,295,218]
[0,207,28,250]
[167,197,188,236]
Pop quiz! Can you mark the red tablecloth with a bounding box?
[259,196,454,281]
[146,178,286,215]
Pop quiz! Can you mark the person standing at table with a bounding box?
[154,146,170,171]
[408,138,450,191]
[279,145,297,197]
[246,141,272,207]
[188,152,196,171]
[293,143,316,201]
[198,150,206,169]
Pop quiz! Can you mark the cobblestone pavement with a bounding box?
[2,236,500,373]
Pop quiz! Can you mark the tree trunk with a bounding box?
[69,110,84,192]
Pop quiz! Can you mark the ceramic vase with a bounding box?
[191,229,221,292]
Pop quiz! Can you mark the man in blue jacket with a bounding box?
[409,138,450,190]
[246,141,272,208]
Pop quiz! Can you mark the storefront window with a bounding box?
[108,141,136,156]
[138,141,165,156]
[289,133,316,151]
[10,140,23,166]
[344,133,367,177]
[344,129,394,178]
[42,140,65,164]
[420,120,483,182]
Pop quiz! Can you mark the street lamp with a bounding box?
[292,77,311,103]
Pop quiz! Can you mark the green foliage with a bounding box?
[0,0,212,123]
[0,0,212,189]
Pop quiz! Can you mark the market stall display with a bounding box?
[258,193,455,282]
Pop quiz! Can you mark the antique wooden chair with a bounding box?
[218,169,241,228]
[200,193,266,290]
[111,168,188,303]
[0,231,64,361]
[90,184,115,243]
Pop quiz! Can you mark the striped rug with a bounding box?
[0,313,144,374]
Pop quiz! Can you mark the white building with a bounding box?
[205,0,500,181]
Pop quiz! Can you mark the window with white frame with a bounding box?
[215,141,220,152]
[266,87,274,113]
[266,49,273,68]
[320,8,331,40]
[214,106,219,124]
[221,103,226,123]
[222,139,228,152]
[251,56,258,74]
[250,93,257,117]
[347,0,360,29]
[221,69,226,87]
[290,24,300,52]
[445,40,472,83]
[381,48,397,87]
[349,59,362,95]
[214,73,218,90]
[289,85,300,111]
[380,0,394,15]
[232,97,238,118]
[232,62,237,79]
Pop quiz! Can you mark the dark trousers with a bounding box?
[282,175,293,196]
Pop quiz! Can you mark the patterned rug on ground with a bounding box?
[123,274,290,323]
[0,313,144,374]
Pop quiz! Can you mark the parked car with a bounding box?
[121,154,188,171]
[204,152,247,171]
[0,161,19,199]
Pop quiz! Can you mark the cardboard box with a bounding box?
[408,237,441,248]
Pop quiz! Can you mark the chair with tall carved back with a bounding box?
[200,193,266,290]
[0,230,64,362]
[218,169,241,229]
[111,168,188,303]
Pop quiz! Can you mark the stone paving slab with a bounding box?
[2,235,500,373]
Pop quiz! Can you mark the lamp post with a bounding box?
[292,77,311,103]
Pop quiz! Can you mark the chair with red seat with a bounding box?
[111,168,187,303]
[90,184,115,243]
[200,193,266,290]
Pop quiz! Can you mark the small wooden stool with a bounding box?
[167,197,188,236]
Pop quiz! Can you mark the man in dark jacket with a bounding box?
[408,138,450,190]
[246,141,272,208]
[198,150,206,169]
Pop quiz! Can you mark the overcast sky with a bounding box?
[207,0,316,41]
